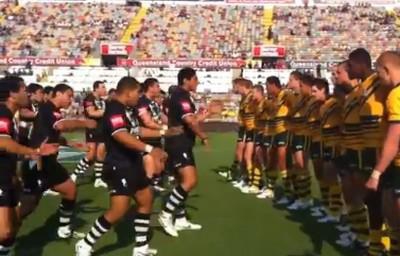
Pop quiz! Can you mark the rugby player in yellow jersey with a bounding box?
[246,85,268,195]
[336,55,376,252]
[331,60,366,248]
[366,51,400,256]
[317,81,347,226]
[230,78,250,185]
[287,74,315,210]
[233,79,256,192]
[276,71,303,205]
[348,48,389,255]
[265,76,291,201]
[308,78,331,219]
[256,91,274,199]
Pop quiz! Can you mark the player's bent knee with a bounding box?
[19,195,40,219]
[0,227,14,242]
[96,143,106,160]
[54,180,77,200]
[135,187,153,212]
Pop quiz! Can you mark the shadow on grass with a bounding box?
[95,196,200,255]
[211,165,230,174]
[277,205,353,256]
[95,206,161,256]
[15,199,94,255]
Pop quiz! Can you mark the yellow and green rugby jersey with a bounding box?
[320,97,342,147]
[305,98,323,141]
[288,94,314,135]
[255,98,271,133]
[359,73,390,148]
[285,90,303,133]
[239,92,256,131]
[342,84,364,150]
[268,89,290,136]
[386,84,400,166]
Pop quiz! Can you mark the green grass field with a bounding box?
[16,132,353,256]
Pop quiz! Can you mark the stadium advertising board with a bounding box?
[225,0,294,3]
[19,0,126,3]
[313,0,397,4]
[0,57,83,66]
[252,45,286,58]
[117,58,246,68]
[289,60,330,69]
[100,42,134,56]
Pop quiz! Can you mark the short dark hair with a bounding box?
[0,76,25,101]
[313,78,330,96]
[236,78,252,88]
[254,85,264,94]
[168,85,178,95]
[142,78,159,93]
[178,67,196,86]
[233,77,245,85]
[300,73,315,86]
[52,83,73,97]
[108,88,116,95]
[266,76,281,89]
[44,86,53,95]
[116,76,140,94]
[27,83,44,94]
[349,48,372,69]
[93,81,104,91]
[290,70,302,80]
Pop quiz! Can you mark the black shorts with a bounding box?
[244,130,256,143]
[272,131,289,148]
[323,146,339,162]
[0,186,19,208]
[290,134,309,152]
[262,135,272,148]
[254,133,263,146]
[85,128,104,143]
[21,160,41,195]
[310,141,323,160]
[166,145,196,170]
[380,164,400,195]
[343,149,361,171]
[103,163,150,197]
[237,126,246,143]
[360,148,379,177]
[25,157,70,193]
[143,139,162,148]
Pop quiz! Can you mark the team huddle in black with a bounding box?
[0,67,208,256]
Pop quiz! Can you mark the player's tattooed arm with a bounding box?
[183,115,207,141]
[86,106,104,119]
[19,108,37,121]
[54,119,96,132]
[0,137,58,158]
[138,107,163,130]
[113,130,167,160]
[138,126,183,138]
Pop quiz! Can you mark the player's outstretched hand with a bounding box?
[85,119,97,129]
[39,143,59,156]
[150,148,168,162]
[365,176,379,192]
[149,148,168,174]
[165,126,183,137]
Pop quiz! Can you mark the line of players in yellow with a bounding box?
[224,49,400,256]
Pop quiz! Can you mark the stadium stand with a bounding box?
[132,4,266,59]
[0,2,139,58]
[273,4,399,61]
[0,2,399,62]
